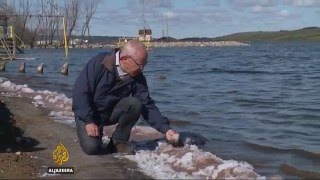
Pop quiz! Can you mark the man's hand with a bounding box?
[85,123,100,137]
[165,129,179,143]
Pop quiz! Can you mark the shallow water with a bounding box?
[1,42,320,178]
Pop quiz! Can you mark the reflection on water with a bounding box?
[1,42,320,178]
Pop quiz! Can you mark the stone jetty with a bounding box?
[31,41,249,49]
[152,41,250,47]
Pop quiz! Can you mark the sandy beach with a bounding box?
[0,95,149,179]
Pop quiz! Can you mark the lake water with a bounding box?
[1,42,320,178]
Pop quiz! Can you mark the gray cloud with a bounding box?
[159,8,231,25]
[250,6,275,13]
[127,0,173,10]
[283,0,320,7]
[142,0,173,8]
[204,0,221,7]
[249,8,300,23]
[205,10,233,23]
[228,0,278,7]
[92,6,141,25]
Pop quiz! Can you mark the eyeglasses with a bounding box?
[122,55,145,70]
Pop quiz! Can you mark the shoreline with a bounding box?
[0,76,266,179]
[0,95,149,179]
[28,41,250,49]
[152,41,250,47]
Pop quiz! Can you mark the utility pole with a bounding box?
[5,0,8,14]
[166,14,169,38]
[162,28,164,38]
[142,0,145,30]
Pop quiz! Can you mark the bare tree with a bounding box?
[29,16,41,48]
[64,0,81,45]
[18,0,31,40]
[0,1,14,16]
[39,0,50,48]
[81,0,99,42]
[0,0,13,14]
[48,0,59,46]
[0,0,100,48]
[0,1,7,12]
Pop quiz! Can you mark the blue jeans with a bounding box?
[75,97,142,155]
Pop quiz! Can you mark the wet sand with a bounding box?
[0,95,150,179]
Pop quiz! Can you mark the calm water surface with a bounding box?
[1,42,320,178]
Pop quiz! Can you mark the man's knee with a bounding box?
[126,97,142,112]
[80,142,100,155]
[75,119,101,155]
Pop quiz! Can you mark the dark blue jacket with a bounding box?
[72,50,170,134]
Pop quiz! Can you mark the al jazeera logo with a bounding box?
[48,142,74,174]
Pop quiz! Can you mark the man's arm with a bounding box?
[72,62,96,124]
[73,53,119,137]
[72,52,112,124]
[132,74,173,135]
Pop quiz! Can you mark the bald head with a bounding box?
[121,40,148,65]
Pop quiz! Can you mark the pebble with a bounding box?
[158,75,166,80]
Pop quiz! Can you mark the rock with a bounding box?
[159,75,166,80]
[171,132,207,147]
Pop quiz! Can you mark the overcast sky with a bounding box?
[12,0,320,38]
[89,0,320,38]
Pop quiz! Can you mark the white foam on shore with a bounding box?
[0,76,265,179]
[124,142,265,179]
[37,172,60,178]
[0,77,74,125]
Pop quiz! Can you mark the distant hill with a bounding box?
[75,27,320,44]
[213,27,320,42]
[154,27,320,42]
[87,36,120,44]
[155,36,177,42]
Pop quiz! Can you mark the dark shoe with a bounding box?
[114,141,135,155]
[105,139,118,154]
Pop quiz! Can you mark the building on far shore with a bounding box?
[117,28,152,49]
[138,29,152,42]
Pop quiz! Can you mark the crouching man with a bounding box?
[72,40,178,155]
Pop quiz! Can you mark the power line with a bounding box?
[91,16,140,22]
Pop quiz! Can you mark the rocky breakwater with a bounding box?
[153,41,249,47]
